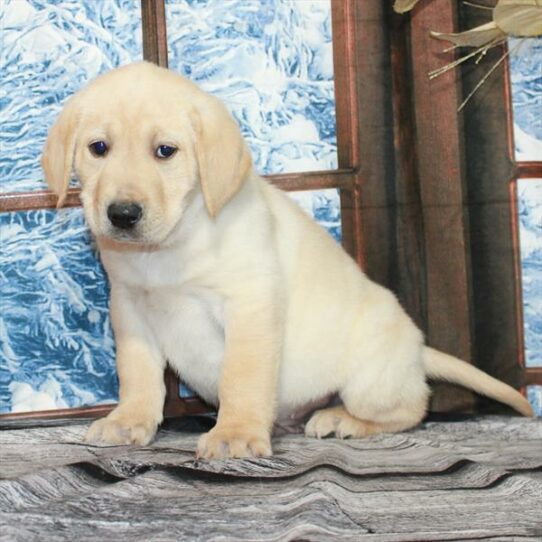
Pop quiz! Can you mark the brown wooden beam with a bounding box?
[388,8,427,332]
[141,0,168,67]
[331,0,359,171]
[331,0,363,266]
[525,369,542,386]
[460,5,526,398]
[0,404,115,423]
[0,396,209,424]
[349,0,397,283]
[517,162,542,179]
[409,0,475,412]
[0,170,357,213]
[267,169,356,192]
[0,189,80,213]
[510,178,527,371]
[162,368,212,418]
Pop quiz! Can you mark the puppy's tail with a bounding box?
[423,346,534,417]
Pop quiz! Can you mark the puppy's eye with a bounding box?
[89,141,108,157]
[155,145,177,159]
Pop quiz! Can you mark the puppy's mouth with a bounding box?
[100,218,174,248]
[105,227,146,244]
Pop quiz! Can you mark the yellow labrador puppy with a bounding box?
[42,62,533,459]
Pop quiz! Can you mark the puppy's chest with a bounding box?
[142,285,225,404]
[120,252,224,345]
[142,285,223,333]
[104,249,225,403]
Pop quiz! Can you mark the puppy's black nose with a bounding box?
[107,202,143,229]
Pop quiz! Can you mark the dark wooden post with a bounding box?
[331,0,363,266]
[408,0,475,412]
[388,9,427,332]
[460,2,528,404]
[141,0,168,67]
[350,0,398,288]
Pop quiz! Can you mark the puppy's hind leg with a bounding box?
[306,324,430,439]
[305,403,426,439]
[305,405,380,438]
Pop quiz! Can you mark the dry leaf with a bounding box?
[396,0,542,111]
[428,0,541,111]
[393,0,421,14]
[431,0,542,48]
[494,0,542,37]
[431,21,505,48]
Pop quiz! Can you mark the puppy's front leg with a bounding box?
[197,294,282,459]
[85,287,166,446]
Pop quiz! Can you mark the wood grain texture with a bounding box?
[0,417,540,541]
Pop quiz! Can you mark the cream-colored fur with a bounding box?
[42,62,533,459]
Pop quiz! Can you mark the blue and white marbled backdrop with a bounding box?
[166,0,337,175]
[0,0,143,194]
[0,0,337,192]
[0,208,116,413]
[527,386,542,418]
[509,37,542,162]
[0,0,341,413]
[517,179,542,369]
[166,0,341,237]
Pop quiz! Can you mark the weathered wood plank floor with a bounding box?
[0,416,541,541]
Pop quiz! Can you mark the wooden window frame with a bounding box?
[509,107,542,388]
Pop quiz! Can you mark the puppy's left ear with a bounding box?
[191,96,252,218]
[41,96,79,208]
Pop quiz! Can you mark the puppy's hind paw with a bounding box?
[305,406,375,439]
[305,408,341,438]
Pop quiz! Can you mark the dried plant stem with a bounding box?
[458,39,522,112]
[474,37,508,64]
[428,36,504,80]
[463,1,494,11]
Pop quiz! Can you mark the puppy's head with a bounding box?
[42,62,252,245]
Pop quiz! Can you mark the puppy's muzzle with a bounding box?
[107,202,143,230]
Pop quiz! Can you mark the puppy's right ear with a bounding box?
[41,97,79,208]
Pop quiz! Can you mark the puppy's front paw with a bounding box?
[196,424,272,459]
[85,408,160,446]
